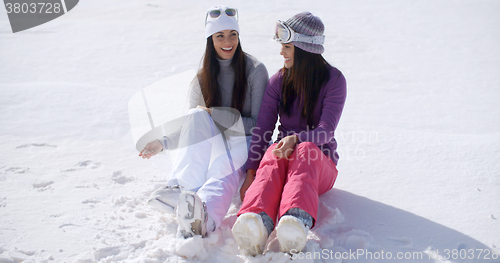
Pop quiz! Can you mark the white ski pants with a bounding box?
[167,108,248,230]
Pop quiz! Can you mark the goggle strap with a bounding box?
[275,20,325,45]
[293,33,325,45]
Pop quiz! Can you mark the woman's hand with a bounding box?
[139,140,163,159]
[196,105,212,115]
[240,169,256,201]
[272,135,298,159]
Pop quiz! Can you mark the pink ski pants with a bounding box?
[238,142,337,228]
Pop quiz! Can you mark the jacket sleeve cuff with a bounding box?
[158,137,168,151]
[245,160,259,172]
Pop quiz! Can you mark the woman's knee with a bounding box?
[294,142,324,164]
[184,108,211,125]
[260,144,283,164]
[296,142,319,151]
[295,142,321,156]
[186,107,207,115]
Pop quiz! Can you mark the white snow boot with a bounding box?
[276,215,309,254]
[176,191,207,238]
[232,212,269,256]
[148,185,181,213]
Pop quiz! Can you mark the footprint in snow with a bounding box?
[6,167,30,174]
[75,183,99,189]
[16,143,57,149]
[33,181,54,191]
[59,224,81,232]
[387,237,414,248]
[76,160,101,169]
[112,171,134,184]
[82,198,100,204]
[62,160,101,172]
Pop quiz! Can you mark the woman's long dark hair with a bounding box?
[279,46,330,127]
[197,36,247,113]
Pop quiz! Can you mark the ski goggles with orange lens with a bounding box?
[205,8,238,25]
[273,20,325,44]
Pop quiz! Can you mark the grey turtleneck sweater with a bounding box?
[161,54,268,150]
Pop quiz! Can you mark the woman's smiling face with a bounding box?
[280,43,294,68]
[212,29,239,60]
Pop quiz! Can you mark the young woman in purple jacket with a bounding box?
[232,12,347,256]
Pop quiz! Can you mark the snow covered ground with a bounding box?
[1,0,499,262]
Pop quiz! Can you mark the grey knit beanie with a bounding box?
[285,12,325,54]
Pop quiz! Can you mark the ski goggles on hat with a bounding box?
[205,7,238,25]
[273,20,325,45]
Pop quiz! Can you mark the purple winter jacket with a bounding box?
[246,65,347,171]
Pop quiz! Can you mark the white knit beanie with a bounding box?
[205,6,239,38]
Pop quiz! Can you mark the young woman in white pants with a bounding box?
[139,5,268,238]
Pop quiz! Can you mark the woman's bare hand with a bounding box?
[272,135,298,159]
[139,140,163,159]
[196,105,212,115]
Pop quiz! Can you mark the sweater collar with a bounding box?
[217,57,233,71]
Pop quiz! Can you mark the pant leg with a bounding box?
[278,142,337,228]
[168,108,224,191]
[237,143,288,225]
[198,135,249,230]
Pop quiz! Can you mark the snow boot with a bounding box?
[148,185,181,213]
[276,215,309,254]
[232,212,269,256]
[176,191,207,238]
